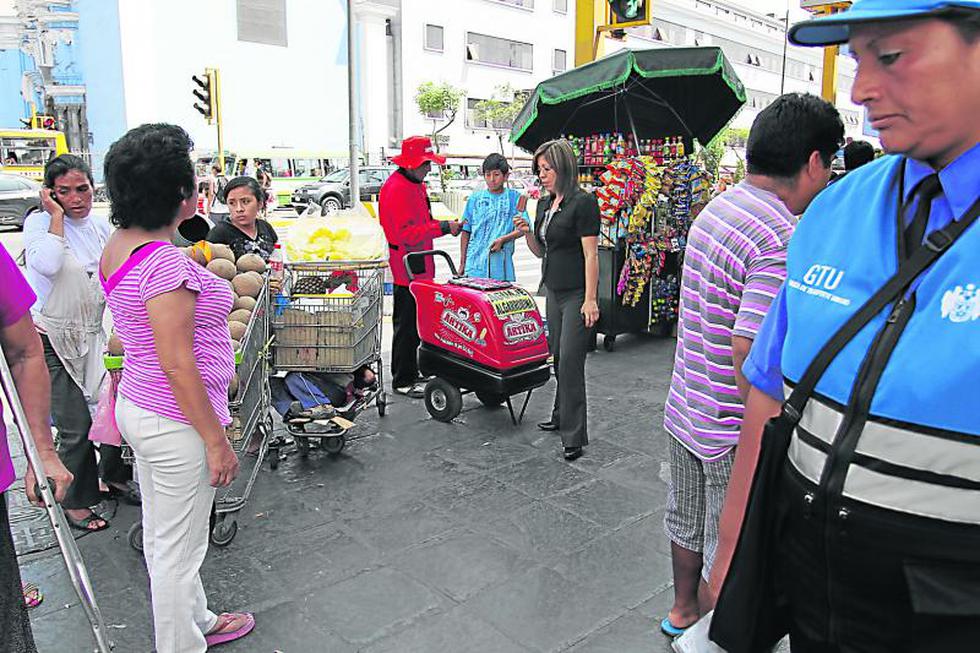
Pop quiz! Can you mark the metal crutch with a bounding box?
[0,343,113,652]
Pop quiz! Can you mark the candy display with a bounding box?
[591,150,710,325]
[565,132,688,186]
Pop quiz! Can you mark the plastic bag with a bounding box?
[284,210,388,262]
[89,369,122,446]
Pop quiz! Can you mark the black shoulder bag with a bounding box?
[709,194,980,653]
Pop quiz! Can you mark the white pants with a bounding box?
[116,395,218,653]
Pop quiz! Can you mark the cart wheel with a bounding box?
[322,435,346,455]
[377,392,387,417]
[603,335,616,352]
[296,436,310,458]
[476,392,505,408]
[211,516,238,547]
[127,522,144,553]
[425,378,462,422]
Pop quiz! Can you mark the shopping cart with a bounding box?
[270,259,387,457]
[112,282,274,549]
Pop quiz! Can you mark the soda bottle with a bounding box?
[269,243,285,289]
[677,137,685,158]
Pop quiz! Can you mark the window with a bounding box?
[237,0,287,47]
[466,32,533,71]
[553,48,567,74]
[553,0,567,12]
[466,98,514,129]
[424,24,444,52]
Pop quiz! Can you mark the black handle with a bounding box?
[32,477,56,500]
[403,250,459,282]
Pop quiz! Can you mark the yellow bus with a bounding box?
[0,129,70,182]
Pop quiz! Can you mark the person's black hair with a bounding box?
[211,163,222,174]
[939,7,980,42]
[103,123,195,230]
[222,175,266,205]
[746,92,844,179]
[44,153,94,188]
[482,152,511,175]
[843,140,875,171]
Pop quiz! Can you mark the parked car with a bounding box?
[290,166,393,212]
[0,173,42,230]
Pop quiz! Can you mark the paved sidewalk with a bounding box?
[17,333,684,652]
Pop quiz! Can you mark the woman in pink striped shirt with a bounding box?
[99,124,254,652]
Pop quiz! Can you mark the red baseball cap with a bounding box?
[391,135,446,168]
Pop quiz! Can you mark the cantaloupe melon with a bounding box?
[233,295,256,312]
[229,309,252,325]
[228,321,247,341]
[186,242,211,267]
[230,339,242,352]
[236,253,266,274]
[227,373,239,400]
[232,273,262,298]
[210,243,235,263]
[207,258,237,281]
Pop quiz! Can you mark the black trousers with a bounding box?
[391,285,421,388]
[1,493,37,653]
[41,335,128,511]
[777,465,980,653]
[545,287,591,448]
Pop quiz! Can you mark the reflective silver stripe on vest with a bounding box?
[788,431,825,484]
[783,382,980,524]
[857,420,980,483]
[843,466,980,524]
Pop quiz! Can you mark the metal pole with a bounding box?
[212,68,225,173]
[347,0,360,209]
[780,9,789,95]
[0,345,113,653]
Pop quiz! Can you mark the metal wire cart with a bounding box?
[270,259,387,457]
[111,282,275,550]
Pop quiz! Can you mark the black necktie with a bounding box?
[903,174,942,259]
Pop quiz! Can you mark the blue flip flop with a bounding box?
[660,617,688,637]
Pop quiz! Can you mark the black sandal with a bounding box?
[66,512,109,532]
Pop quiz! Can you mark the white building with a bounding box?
[365,0,576,170]
[613,0,871,142]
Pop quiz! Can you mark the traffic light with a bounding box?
[192,71,215,123]
[607,0,651,28]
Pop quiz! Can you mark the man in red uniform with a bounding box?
[380,136,461,398]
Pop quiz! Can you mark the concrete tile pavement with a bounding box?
[16,332,686,652]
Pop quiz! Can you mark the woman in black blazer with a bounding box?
[514,139,600,461]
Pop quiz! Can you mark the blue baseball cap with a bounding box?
[789,0,980,46]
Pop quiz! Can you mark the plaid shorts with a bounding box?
[663,436,735,581]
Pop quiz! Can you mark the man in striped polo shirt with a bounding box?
[660,93,844,637]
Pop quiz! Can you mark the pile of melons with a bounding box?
[182,242,268,400]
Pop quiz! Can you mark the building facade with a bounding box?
[613,0,870,142]
[1,0,352,179]
[379,0,576,169]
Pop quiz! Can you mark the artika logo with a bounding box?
[440,308,477,342]
[503,315,543,344]
[941,284,980,323]
[803,264,844,291]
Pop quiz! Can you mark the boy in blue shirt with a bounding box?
[459,153,529,281]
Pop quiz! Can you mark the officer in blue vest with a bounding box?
[711,2,980,651]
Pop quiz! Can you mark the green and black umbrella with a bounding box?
[510,47,746,153]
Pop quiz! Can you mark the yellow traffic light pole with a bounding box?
[801,2,852,103]
[211,68,225,173]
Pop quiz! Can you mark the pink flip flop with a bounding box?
[204,612,255,647]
